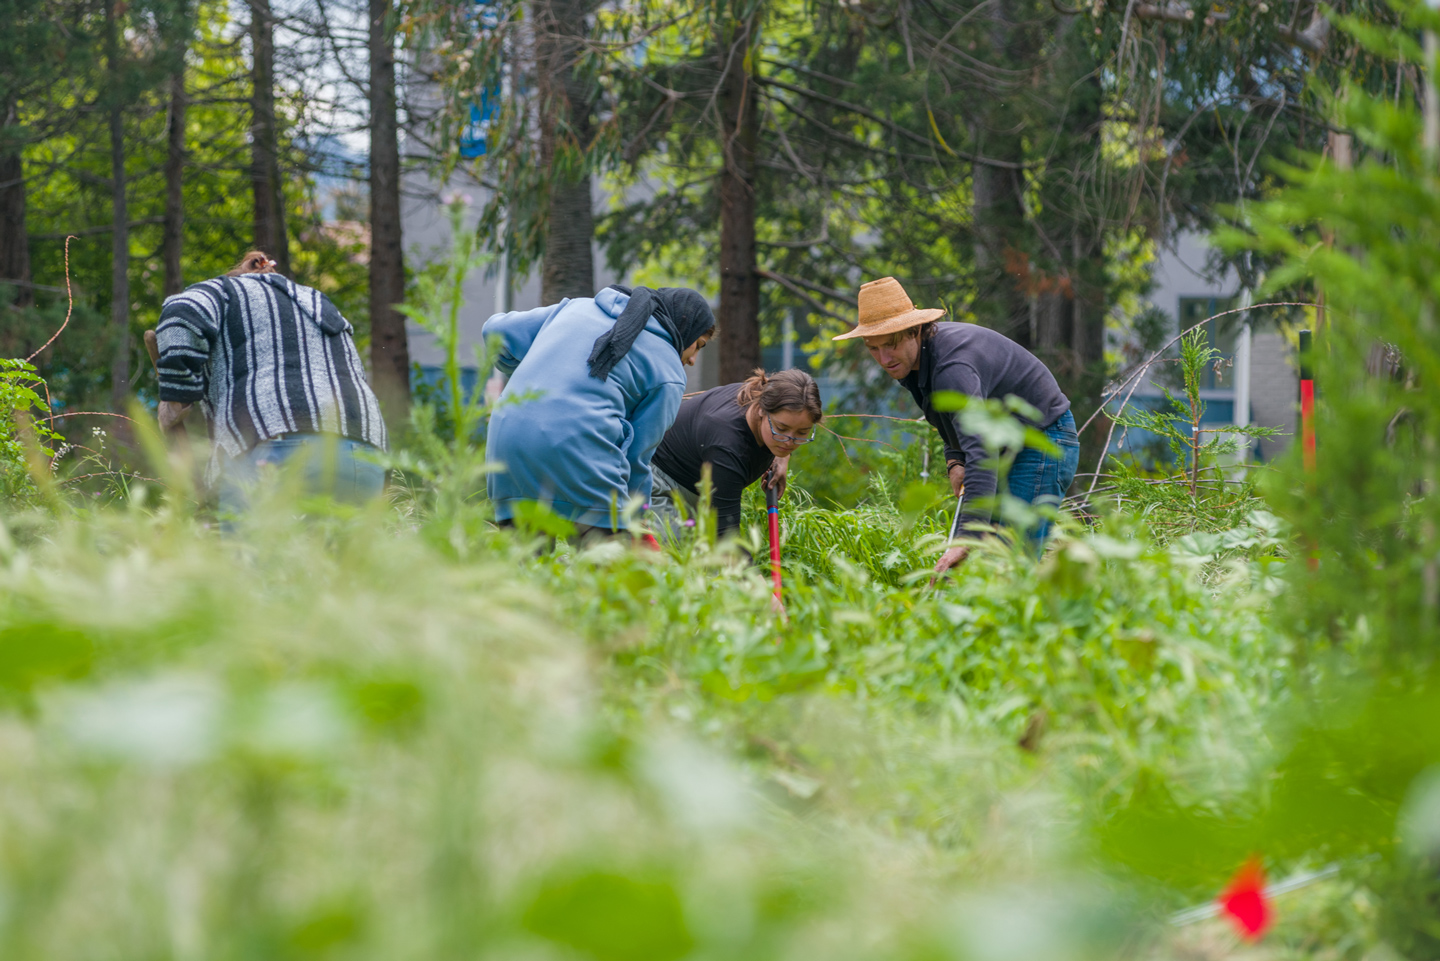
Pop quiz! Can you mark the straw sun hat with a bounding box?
[831,277,946,341]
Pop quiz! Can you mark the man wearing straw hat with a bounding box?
[834,277,1080,573]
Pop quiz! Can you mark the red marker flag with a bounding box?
[1218,859,1272,941]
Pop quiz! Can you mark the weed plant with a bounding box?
[0,357,62,507]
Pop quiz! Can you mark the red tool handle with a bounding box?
[1299,328,1315,475]
[765,474,782,601]
[1300,378,1315,474]
[1299,328,1318,570]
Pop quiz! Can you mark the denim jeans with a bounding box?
[218,433,385,519]
[645,464,697,542]
[1005,409,1080,549]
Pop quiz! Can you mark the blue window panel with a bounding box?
[459,90,499,159]
[1198,399,1234,425]
[460,0,502,159]
[412,364,479,389]
[1106,394,1240,460]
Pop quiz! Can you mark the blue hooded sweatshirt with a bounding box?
[484,287,688,528]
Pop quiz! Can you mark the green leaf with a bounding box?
[931,390,968,412]
[523,870,694,961]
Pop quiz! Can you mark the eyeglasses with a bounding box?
[766,414,814,446]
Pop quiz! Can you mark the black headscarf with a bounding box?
[587,285,715,380]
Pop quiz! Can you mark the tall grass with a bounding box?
[0,484,1206,961]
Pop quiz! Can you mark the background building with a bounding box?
[1119,232,1298,462]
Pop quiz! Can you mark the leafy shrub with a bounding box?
[0,357,62,507]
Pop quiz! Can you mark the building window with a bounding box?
[1177,296,1236,389]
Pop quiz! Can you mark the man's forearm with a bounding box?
[157,400,192,436]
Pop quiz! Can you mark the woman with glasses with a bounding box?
[649,368,823,539]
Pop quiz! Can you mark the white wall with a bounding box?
[1140,232,1297,457]
[1249,331,1298,461]
[1149,232,1237,329]
[400,170,543,368]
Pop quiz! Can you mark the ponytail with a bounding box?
[735,368,823,422]
[227,251,278,276]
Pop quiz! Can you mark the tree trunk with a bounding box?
[108,1,131,418]
[1070,232,1104,371]
[716,16,761,385]
[536,0,596,302]
[970,0,1032,347]
[162,65,187,297]
[0,101,31,311]
[368,0,410,426]
[971,159,1029,347]
[249,0,289,275]
[1033,288,1067,364]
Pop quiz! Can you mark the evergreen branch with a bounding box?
[757,75,1031,169]
[761,90,940,165]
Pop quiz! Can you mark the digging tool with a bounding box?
[765,470,782,605]
[1299,329,1318,570]
[948,486,966,540]
[1299,328,1315,475]
[929,486,967,589]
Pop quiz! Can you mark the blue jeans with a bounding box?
[218,434,385,519]
[1006,409,1080,549]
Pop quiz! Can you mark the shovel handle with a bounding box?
[948,486,966,540]
[143,330,160,369]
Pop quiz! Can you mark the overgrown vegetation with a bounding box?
[9,5,1440,959]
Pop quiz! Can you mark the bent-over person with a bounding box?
[834,277,1079,573]
[155,251,387,516]
[484,284,714,535]
[650,368,823,539]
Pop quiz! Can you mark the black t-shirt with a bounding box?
[652,382,774,536]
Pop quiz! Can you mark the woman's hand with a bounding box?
[765,456,790,498]
[770,593,788,621]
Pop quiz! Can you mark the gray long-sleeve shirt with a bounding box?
[899,322,1069,536]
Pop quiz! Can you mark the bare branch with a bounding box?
[755,268,853,322]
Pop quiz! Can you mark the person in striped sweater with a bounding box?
[154,251,388,516]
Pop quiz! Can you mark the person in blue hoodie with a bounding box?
[484,284,715,534]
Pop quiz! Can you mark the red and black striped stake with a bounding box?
[1299,328,1319,570]
[1299,328,1316,475]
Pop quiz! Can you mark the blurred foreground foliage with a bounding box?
[0,461,1292,961]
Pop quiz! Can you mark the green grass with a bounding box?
[0,449,1328,960]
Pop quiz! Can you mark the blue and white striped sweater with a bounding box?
[156,273,386,479]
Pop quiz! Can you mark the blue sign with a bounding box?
[459,0,502,159]
[459,89,497,158]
